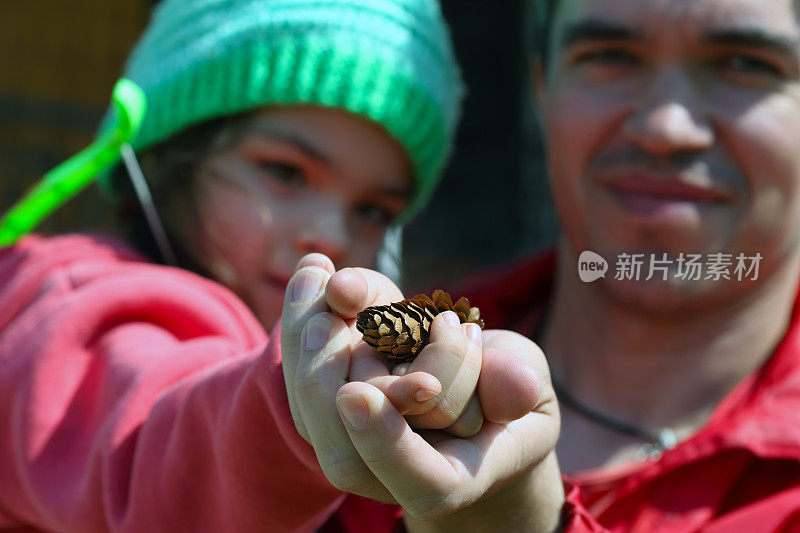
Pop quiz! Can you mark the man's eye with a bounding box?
[717,55,783,78]
[260,162,305,187]
[355,203,396,227]
[573,48,639,66]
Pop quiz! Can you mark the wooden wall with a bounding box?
[0,0,152,235]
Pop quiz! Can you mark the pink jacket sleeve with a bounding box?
[0,235,343,532]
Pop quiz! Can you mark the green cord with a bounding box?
[0,79,147,247]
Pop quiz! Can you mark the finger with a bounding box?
[337,381,561,520]
[335,381,463,518]
[478,348,542,423]
[348,340,393,382]
[325,267,404,319]
[280,266,331,440]
[295,253,336,275]
[482,330,552,384]
[364,372,442,416]
[348,340,443,416]
[443,394,483,438]
[404,313,482,429]
[347,338,442,415]
[295,313,395,503]
[480,330,551,423]
[391,362,411,377]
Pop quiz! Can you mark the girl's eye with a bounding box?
[259,162,305,187]
[354,203,396,227]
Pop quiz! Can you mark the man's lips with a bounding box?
[598,172,734,203]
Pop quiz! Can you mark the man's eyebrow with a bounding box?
[702,27,800,61]
[559,18,643,50]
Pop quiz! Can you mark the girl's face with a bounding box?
[184,106,412,330]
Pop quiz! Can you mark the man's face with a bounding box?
[540,0,800,310]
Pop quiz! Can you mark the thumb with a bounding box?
[478,348,542,423]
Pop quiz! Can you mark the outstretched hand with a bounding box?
[280,254,563,523]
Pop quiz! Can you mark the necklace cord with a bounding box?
[552,377,667,445]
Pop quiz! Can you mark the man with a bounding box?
[281,0,800,530]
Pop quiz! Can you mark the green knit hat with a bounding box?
[102,0,465,220]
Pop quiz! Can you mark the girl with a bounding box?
[102,0,465,330]
[0,1,513,531]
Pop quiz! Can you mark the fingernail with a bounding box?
[336,394,370,430]
[392,363,410,377]
[294,254,315,272]
[466,323,482,345]
[442,311,460,328]
[291,270,323,302]
[415,388,438,402]
[303,316,331,350]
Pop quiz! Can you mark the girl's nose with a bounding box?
[293,204,348,265]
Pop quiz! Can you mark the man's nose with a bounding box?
[622,66,714,156]
[293,204,348,265]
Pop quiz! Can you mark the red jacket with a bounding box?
[460,249,800,532]
[1,236,798,532]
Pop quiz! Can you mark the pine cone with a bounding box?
[356,290,485,364]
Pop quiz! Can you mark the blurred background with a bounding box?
[0,0,559,291]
